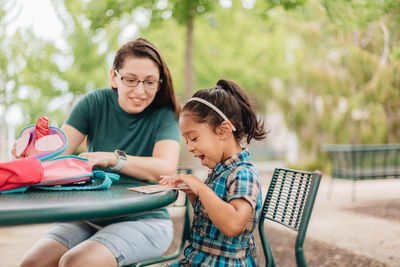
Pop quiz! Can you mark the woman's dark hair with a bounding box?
[112,38,180,116]
[182,79,267,144]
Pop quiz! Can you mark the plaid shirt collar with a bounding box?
[208,149,250,177]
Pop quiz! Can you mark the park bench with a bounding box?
[322,144,400,200]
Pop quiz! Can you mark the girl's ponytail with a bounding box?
[217,79,267,144]
[182,79,267,145]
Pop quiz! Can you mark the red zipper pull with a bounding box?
[34,116,51,140]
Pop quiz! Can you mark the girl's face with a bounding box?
[111,56,160,114]
[179,113,225,169]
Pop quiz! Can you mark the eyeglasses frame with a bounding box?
[114,69,162,90]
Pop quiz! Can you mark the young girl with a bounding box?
[160,79,267,266]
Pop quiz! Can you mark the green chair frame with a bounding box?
[128,167,193,267]
[258,168,321,267]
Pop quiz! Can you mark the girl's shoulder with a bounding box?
[230,163,259,179]
[222,165,258,186]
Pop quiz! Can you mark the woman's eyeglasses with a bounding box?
[114,69,161,90]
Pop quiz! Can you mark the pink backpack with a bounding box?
[0,118,119,193]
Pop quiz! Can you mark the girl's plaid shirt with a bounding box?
[183,149,262,266]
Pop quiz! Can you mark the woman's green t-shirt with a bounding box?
[66,88,181,222]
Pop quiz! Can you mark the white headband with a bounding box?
[187,97,236,131]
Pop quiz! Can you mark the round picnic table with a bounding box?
[0,181,178,226]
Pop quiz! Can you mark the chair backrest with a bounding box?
[258,168,321,267]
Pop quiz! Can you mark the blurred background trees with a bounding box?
[1,0,399,169]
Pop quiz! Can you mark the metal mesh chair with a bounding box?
[128,167,192,267]
[258,168,321,267]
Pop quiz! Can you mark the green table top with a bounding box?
[0,181,178,226]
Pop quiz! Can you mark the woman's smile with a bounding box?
[129,96,146,106]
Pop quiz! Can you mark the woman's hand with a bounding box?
[78,152,117,168]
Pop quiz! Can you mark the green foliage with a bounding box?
[53,0,109,96]
[0,1,67,129]
[264,0,308,10]
[193,2,280,109]
[243,0,400,168]
[84,0,217,28]
[322,0,384,30]
[139,19,186,98]
[3,0,400,169]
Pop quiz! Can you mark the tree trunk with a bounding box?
[184,12,194,101]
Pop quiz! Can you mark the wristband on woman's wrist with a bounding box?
[110,150,127,171]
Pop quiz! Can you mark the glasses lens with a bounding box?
[143,80,158,89]
[123,78,139,87]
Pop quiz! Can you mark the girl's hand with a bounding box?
[159,175,182,187]
[160,174,204,195]
[160,176,196,197]
[78,151,117,168]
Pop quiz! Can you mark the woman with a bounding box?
[19,38,181,267]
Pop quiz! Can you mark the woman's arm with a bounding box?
[63,121,180,182]
[79,139,180,182]
[61,124,86,155]
[119,139,180,181]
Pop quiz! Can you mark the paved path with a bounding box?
[0,175,399,267]
[307,178,400,267]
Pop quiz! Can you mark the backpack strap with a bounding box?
[34,171,120,191]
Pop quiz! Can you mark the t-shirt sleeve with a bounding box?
[227,167,261,211]
[65,94,92,135]
[154,108,181,143]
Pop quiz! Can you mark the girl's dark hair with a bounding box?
[182,79,267,144]
[112,38,180,116]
